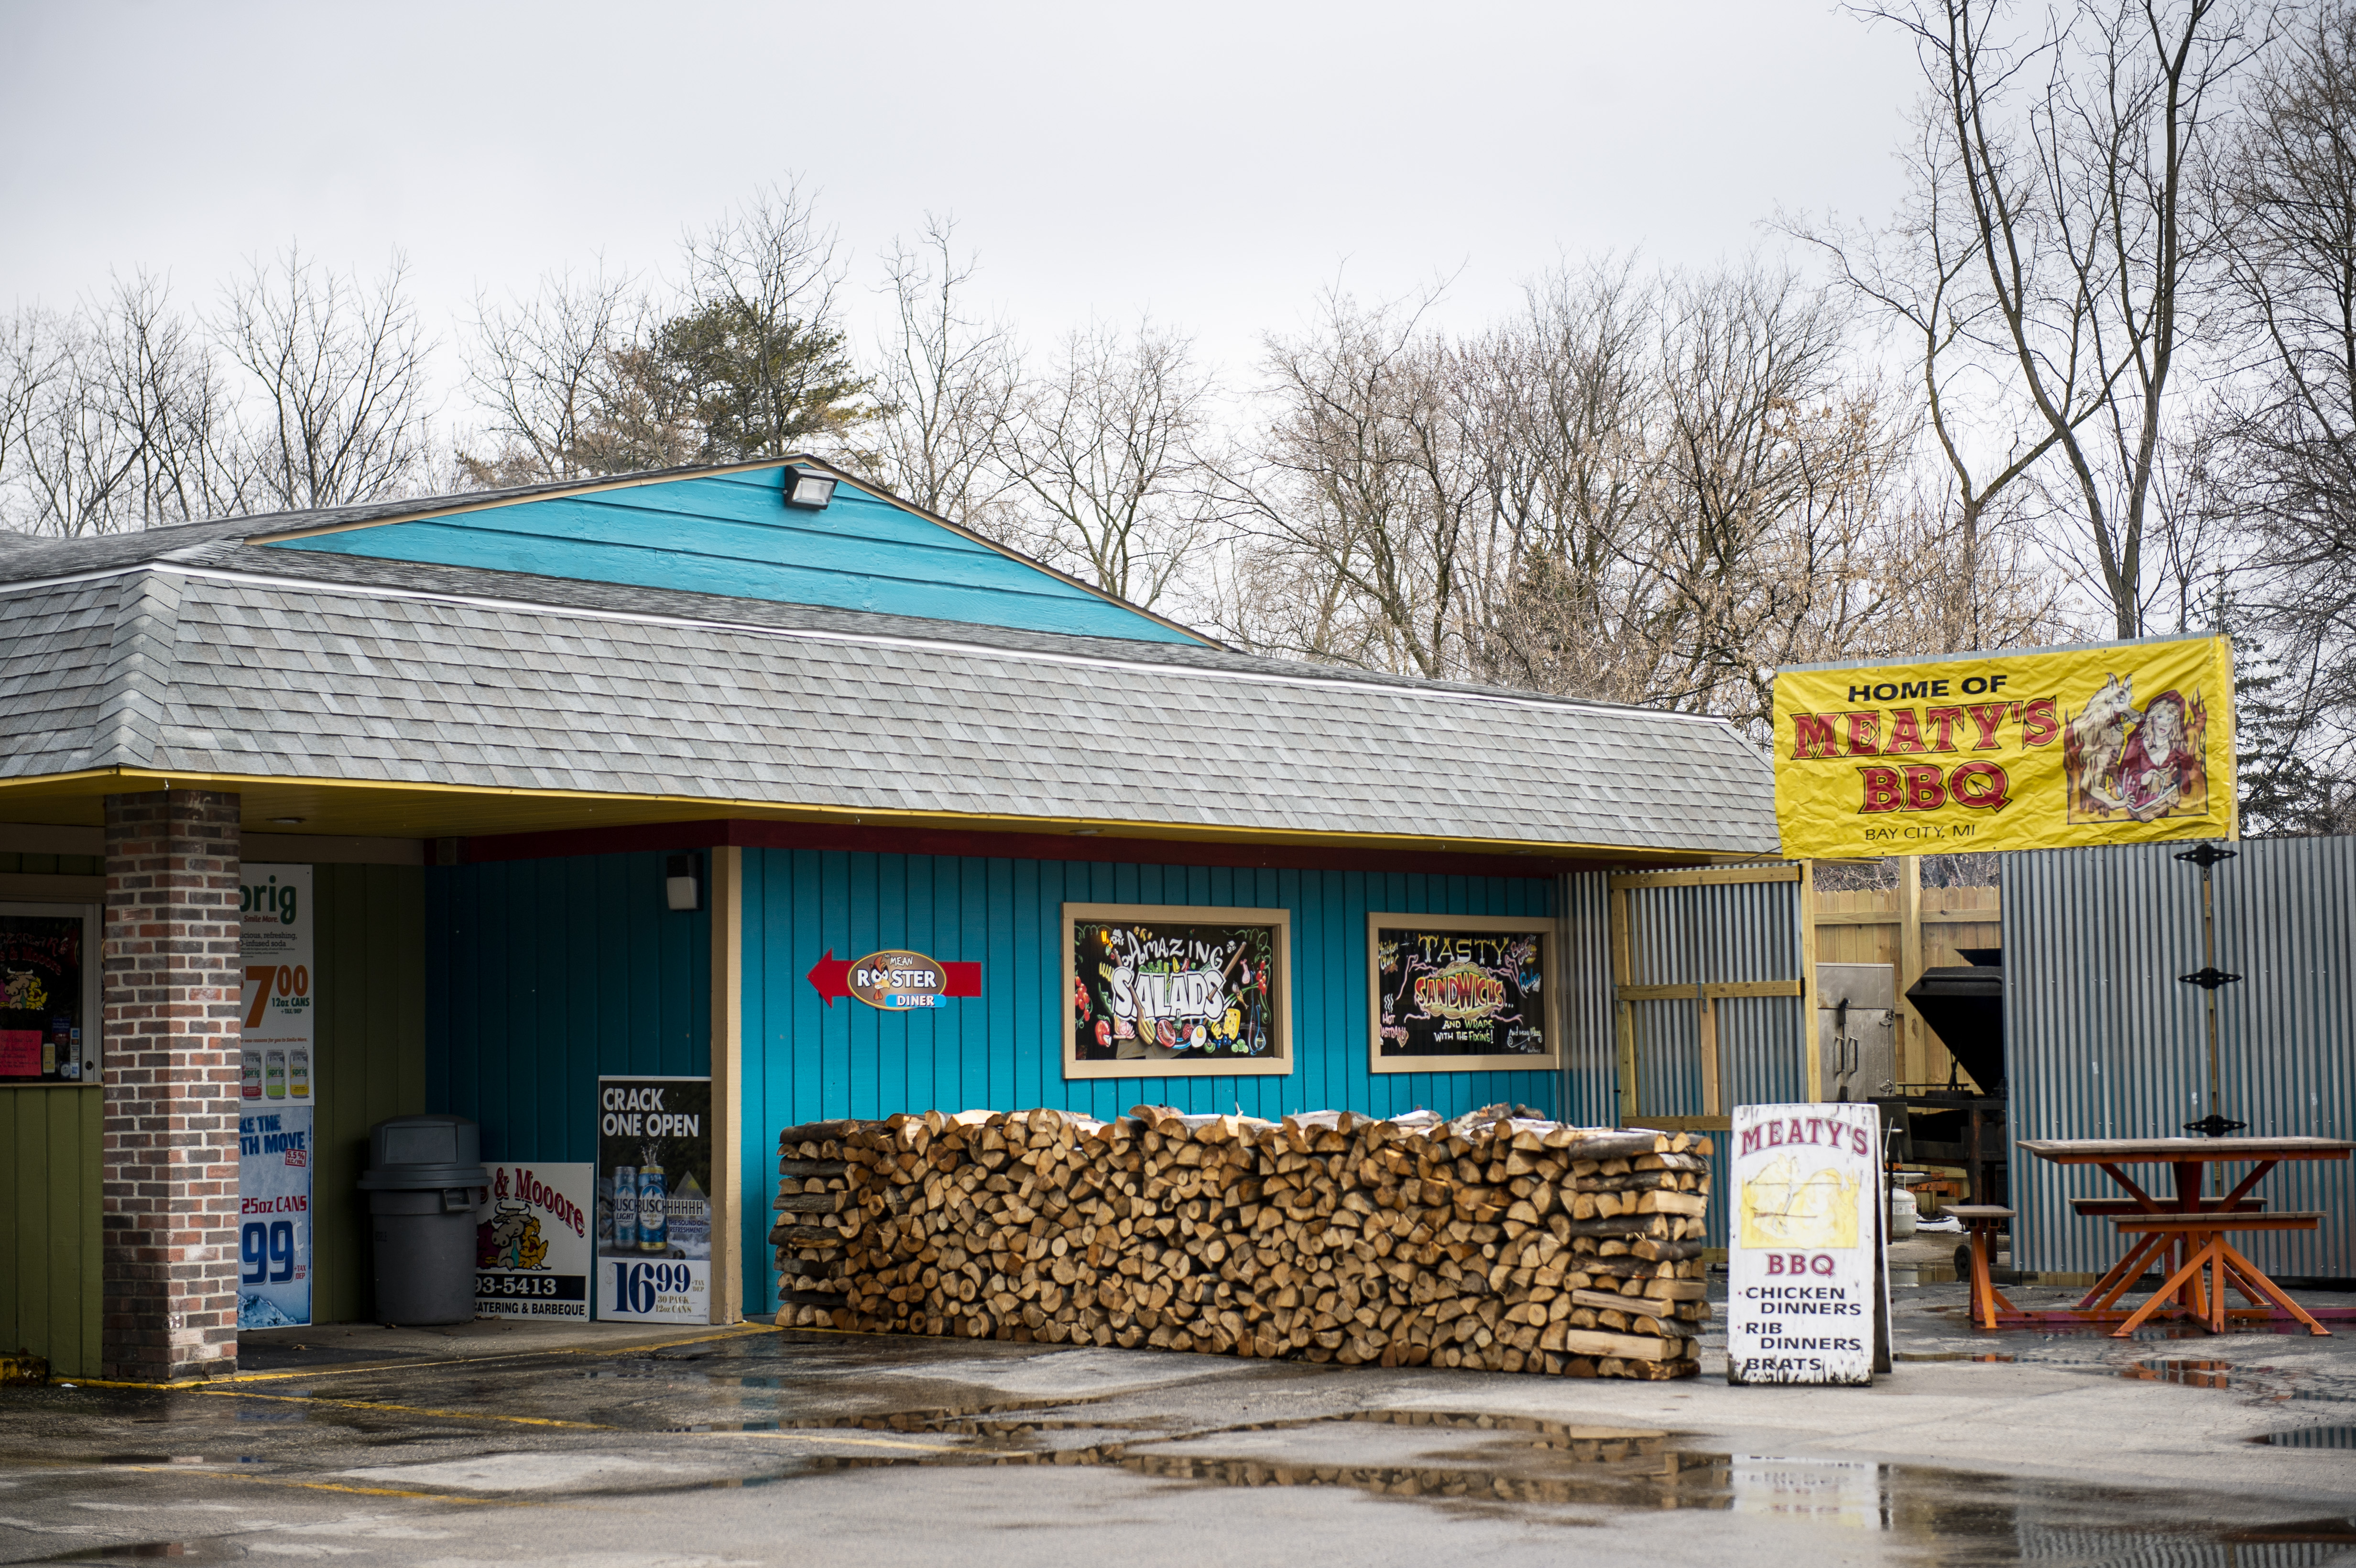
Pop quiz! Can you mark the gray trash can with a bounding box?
[358,1114,490,1325]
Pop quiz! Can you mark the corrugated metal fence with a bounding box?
[1564,865,1812,1246]
[2006,836,2356,1280]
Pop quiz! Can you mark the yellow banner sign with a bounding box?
[1773,636,2236,858]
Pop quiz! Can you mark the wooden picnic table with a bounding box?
[2016,1136,2353,1337]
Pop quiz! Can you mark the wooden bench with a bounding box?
[1948,1205,2014,1331]
[2105,1212,2326,1336]
[2070,1197,2262,1215]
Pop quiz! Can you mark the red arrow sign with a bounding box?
[807,950,982,1006]
[806,949,852,1006]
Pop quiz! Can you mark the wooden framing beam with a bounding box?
[708,845,743,1325]
[1608,864,1801,890]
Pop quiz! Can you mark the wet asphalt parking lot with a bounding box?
[4,1279,2355,1567]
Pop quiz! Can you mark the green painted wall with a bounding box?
[0,863,425,1371]
[309,864,428,1324]
[0,1086,102,1379]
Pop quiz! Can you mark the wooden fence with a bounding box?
[1812,864,2001,1091]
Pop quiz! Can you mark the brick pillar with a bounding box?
[101,789,243,1381]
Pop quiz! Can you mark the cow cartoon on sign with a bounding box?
[2064,673,2142,816]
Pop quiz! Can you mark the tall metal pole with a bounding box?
[2175,842,2242,1141]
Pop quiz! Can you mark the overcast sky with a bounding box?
[2,1,1924,403]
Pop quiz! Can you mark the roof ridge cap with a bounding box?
[94,568,182,768]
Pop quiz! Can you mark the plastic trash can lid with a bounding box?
[358,1112,489,1190]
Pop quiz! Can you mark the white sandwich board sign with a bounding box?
[1726,1101,1889,1385]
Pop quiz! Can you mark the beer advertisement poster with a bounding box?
[1772,634,2236,859]
[237,1103,311,1328]
[475,1162,591,1319]
[1725,1102,1885,1386]
[594,1076,714,1322]
[238,864,315,1108]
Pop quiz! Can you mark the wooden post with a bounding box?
[1898,856,1924,1088]
[708,845,743,1325]
[1798,860,1821,1102]
[1611,885,1637,1122]
[1698,993,1721,1117]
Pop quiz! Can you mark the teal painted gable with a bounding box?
[266,466,1200,643]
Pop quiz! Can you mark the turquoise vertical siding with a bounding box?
[425,852,710,1164]
[271,468,1197,644]
[737,848,1557,1314]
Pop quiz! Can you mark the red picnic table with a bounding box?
[1967,1137,2355,1337]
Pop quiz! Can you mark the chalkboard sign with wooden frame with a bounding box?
[1368,912,1560,1075]
[1063,903,1292,1080]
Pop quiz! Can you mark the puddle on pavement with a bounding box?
[40,1546,248,1562]
[766,1409,2356,1552]
[2125,1358,2233,1388]
[2257,1424,2356,1448]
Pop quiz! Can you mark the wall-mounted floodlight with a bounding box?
[784,468,837,510]
[665,852,703,912]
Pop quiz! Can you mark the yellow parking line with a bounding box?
[112,1465,522,1505]
[75,1321,785,1391]
[195,1390,959,1454]
[697,1431,954,1453]
[196,1388,611,1430]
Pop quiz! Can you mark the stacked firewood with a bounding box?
[769,1105,1713,1380]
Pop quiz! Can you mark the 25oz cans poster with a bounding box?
[237,1104,311,1328]
[594,1076,713,1322]
[237,863,315,1330]
[475,1162,591,1319]
[1725,1101,1888,1386]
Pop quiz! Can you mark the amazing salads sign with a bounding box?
[1772,635,2236,858]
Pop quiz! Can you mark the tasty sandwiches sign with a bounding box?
[1727,1102,1886,1386]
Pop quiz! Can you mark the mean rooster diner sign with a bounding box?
[1726,1102,1888,1387]
[805,948,982,1010]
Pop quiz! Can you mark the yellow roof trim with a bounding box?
[0,768,1753,867]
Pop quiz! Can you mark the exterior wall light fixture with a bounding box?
[665,852,703,912]
[784,467,837,510]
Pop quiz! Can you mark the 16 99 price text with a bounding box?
[609,1260,699,1315]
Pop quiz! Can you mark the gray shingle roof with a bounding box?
[0,550,1777,855]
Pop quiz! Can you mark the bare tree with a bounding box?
[2,275,240,535]
[219,246,433,511]
[1216,288,1484,676]
[460,264,653,485]
[1458,258,1668,699]
[2207,0,2356,826]
[1787,108,2078,650]
[662,182,872,459]
[997,318,1213,612]
[862,217,1020,526]
[1860,0,2262,638]
[1217,261,2058,728]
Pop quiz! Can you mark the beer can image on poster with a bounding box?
[594,1076,712,1322]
